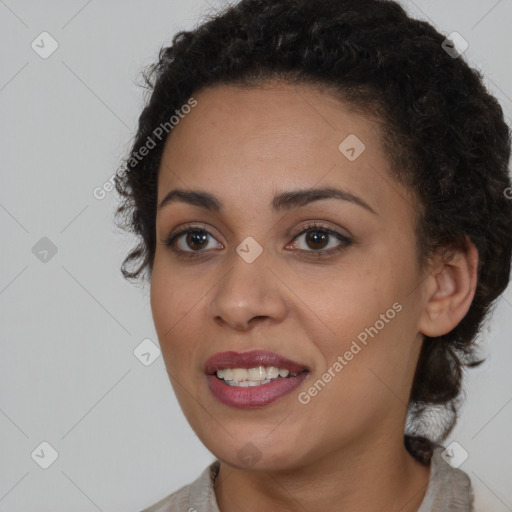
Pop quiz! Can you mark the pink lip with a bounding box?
[204,350,310,409]
[204,349,309,375]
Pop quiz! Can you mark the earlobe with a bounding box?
[418,240,479,338]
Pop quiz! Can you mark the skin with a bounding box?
[150,81,478,512]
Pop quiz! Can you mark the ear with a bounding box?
[418,239,479,338]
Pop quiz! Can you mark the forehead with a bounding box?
[156,82,413,220]
[162,81,380,158]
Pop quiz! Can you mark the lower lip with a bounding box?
[207,372,309,408]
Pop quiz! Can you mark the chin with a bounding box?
[203,429,307,472]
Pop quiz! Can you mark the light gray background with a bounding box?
[1,1,511,511]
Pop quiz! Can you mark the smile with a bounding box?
[216,366,298,386]
[204,350,310,408]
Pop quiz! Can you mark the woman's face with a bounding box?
[150,82,430,470]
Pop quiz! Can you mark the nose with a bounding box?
[208,250,288,331]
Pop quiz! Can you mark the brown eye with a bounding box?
[184,230,209,251]
[164,222,351,260]
[304,230,329,250]
[164,225,223,257]
[288,223,352,257]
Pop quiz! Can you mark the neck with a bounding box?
[214,436,431,512]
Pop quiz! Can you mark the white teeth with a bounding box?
[231,368,247,381]
[247,366,266,380]
[265,366,279,379]
[216,366,299,386]
[225,379,273,387]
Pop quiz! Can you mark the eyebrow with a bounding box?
[157,186,377,215]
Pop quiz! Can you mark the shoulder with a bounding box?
[417,444,474,512]
[139,460,221,512]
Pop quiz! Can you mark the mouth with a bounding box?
[204,350,310,408]
[214,366,306,387]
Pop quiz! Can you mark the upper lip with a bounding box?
[204,350,309,375]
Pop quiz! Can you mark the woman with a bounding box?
[114,0,512,510]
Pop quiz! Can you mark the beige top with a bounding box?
[140,445,474,512]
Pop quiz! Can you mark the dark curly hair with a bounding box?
[114,0,512,464]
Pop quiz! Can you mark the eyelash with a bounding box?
[163,222,352,260]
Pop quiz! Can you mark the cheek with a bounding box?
[150,275,197,366]
[285,262,393,342]
[298,266,412,391]
[150,279,173,336]
[299,330,409,439]
[313,311,416,429]
[151,263,192,328]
